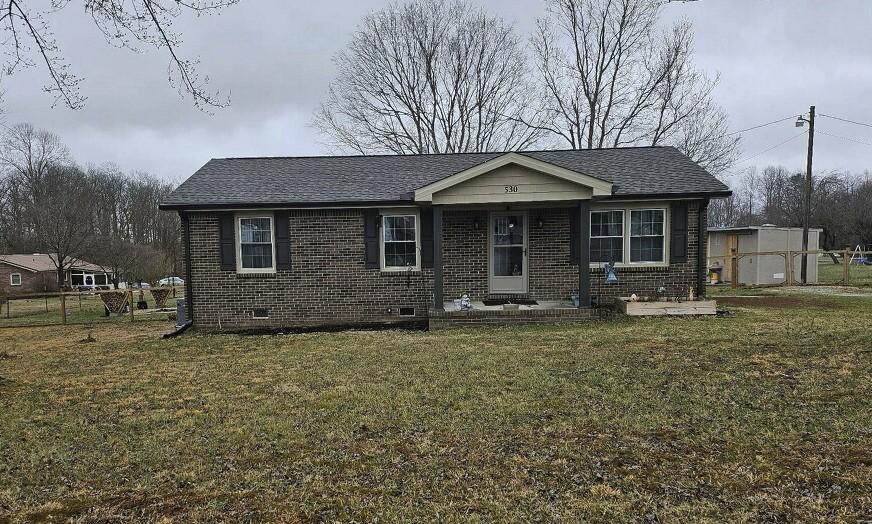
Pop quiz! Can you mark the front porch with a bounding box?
[429,201,594,312]
[415,153,613,316]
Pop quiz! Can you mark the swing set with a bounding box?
[849,245,871,266]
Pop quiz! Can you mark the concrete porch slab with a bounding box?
[440,299,576,312]
[429,302,593,329]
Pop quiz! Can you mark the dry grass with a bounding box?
[818,260,872,286]
[0,291,181,328]
[1,296,871,522]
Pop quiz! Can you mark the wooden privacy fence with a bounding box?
[0,286,184,327]
[708,248,872,288]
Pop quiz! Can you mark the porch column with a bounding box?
[577,200,591,308]
[433,205,444,311]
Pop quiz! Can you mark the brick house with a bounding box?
[159,147,730,331]
[0,254,114,296]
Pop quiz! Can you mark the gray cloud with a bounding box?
[3,0,871,182]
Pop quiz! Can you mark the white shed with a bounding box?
[708,225,822,285]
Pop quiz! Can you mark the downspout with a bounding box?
[698,199,709,298]
[181,211,195,324]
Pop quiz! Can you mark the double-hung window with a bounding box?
[590,210,624,263]
[10,273,22,286]
[630,209,666,263]
[237,214,276,272]
[382,213,419,270]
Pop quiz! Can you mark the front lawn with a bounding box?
[1,295,870,521]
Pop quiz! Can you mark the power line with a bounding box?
[733,130,808,165]
[721,130,808,178]
[816,130,872,147]
[819,113,872,129]
[725,115,798,136]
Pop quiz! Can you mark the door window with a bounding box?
[493,215,525,277]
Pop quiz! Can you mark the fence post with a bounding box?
[128,289,135,322]
[843,248,850,285]
[731,248,738,289]
[60,292,67,324]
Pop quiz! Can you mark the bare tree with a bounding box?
[27,164,96,287]
[0,123,70,181]
[0,123,70,249]
[711,166,872,249]
[89,237,139,287]
[531,0,739,173]
[0,0,237,109]
[314,0,541,154]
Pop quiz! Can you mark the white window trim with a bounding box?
[590,209,625,264]
[235,211,277,274]
[588,204,670,267]
[10,273,22,286]
[380,208,421,272]
[628,208,668,265]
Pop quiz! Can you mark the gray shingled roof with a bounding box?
[160,146,729,208]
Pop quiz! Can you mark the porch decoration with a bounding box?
[603,261,618,283]
[460,294,472,310]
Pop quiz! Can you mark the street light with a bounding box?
[795,107,815,284]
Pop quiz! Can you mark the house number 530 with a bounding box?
[504,185,519,193]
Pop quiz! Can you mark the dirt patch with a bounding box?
[717,295,845,309]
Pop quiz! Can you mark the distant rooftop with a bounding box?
[0,254,105,273]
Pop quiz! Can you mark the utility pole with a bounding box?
[796,105,815,284]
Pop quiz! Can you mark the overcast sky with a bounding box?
[3,0,872,186]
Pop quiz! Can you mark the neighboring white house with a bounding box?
[708,225,822,285]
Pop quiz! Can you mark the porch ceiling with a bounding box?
[414,152,613,205]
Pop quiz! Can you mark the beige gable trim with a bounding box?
[414,152,613,203]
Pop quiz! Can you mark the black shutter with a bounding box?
[670,202,688,264]
[569,207,580,265]
[219,212,236,271]
[364,209,380,269]
[420,208,434,268]
[275,211,291,270]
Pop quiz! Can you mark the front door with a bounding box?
[489,212,528,294]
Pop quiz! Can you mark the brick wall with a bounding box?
[187,210,432,331]
[185,201,706,331]
[442,209,488,298]
[590,200,706,301]
[0,264,57,296]
[440,202,705,303]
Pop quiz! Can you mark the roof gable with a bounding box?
[414,152,612,203]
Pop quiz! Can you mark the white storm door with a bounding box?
[489,212,528,294]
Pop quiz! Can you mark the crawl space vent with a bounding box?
[252,308,269,319]
[398,307,415,317]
